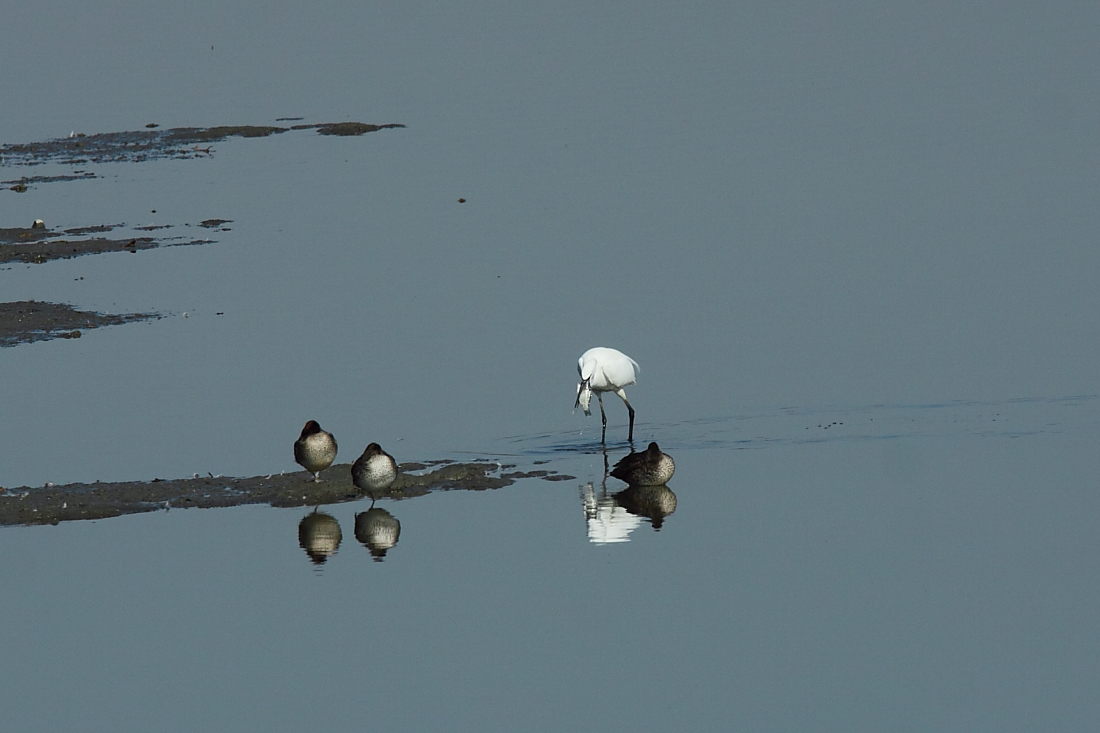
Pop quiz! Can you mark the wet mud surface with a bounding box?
[1,119,402,345]
[1,121,405,187]
[0,300,159,347]
[0,461,574,527]
[1,221,220,346]
[0,221,220,265]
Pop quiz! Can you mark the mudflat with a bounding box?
[0,461,573,527]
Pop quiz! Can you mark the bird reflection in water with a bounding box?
[298,509,342,565]
[613,484,677,530]
[582,441,678,544]
[582,482,644,544]
[355,504,401,561]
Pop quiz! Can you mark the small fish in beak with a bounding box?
[575,380,593,415]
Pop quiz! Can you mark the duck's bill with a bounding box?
[575,382,593,415]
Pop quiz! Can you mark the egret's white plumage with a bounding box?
[574,347,640,442]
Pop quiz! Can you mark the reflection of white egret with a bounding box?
[574,347,640,442]
[355,506,401,561]
[294,420,337,482]
[581,483,642,545]
[298,510,342,565]
[610,442,675,486]
[352,443,398,494]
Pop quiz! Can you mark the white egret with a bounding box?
[575,347,640,442]
[294,420,337,482]
[610,442,675,486]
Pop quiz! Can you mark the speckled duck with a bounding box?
[352,442,398,493]
[609,442,675,486]
[294,420,337,482]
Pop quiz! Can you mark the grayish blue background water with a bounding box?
[1,2,1098,730]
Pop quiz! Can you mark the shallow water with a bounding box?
[2,1,1099,730]
[4,406,1098,730]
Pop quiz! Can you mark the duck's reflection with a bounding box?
[295,503,403,566]
[298,509,342,565]
[355,504,401,561]
[581,482,678,543]
[582,441,678,544]
[613,484,677,529]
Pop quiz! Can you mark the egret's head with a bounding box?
[578,357,596,381]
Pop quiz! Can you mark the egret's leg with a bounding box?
[597,392,607,443]
[616,389,635,442]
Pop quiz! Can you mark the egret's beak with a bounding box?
[574,380,585,409]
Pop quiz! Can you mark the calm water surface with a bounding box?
[4,412,1099,730]
[1,1,1098,730]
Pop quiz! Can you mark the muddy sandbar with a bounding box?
[0,300,159,348]
[0,461,573,527]
[1,121,405,175]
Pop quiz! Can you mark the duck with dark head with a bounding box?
[294,420,337,482]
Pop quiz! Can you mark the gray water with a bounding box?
[2,2,1099,730]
